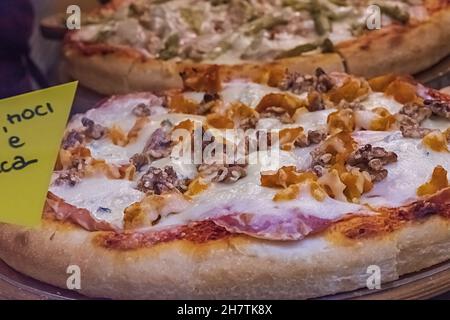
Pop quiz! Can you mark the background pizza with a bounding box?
[62,0,450,94]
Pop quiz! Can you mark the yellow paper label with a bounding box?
[0,82,77,227]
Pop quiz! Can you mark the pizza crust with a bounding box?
[0,216,448,299]
[337,8,450,78]
[63,41,345,95]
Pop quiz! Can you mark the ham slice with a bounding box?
[212,211,332,241]
[45,192,117,232]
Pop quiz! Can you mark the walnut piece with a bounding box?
[278,68,335,95]
[424,99,450,119]
[136,166,187,194]
[400,126,436,139]
[62,130,85,149]
[143,121,173,159]
[54,168,82,186]
[399,102,431,124]
[347,144,398,182]
[198,164,247,183]
[81,117,107,140]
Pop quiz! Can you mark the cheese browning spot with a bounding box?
[417,166,449,196]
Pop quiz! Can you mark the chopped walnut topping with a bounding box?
[424,99,450,119]
[278,72,314,94]
[54,168,82,186]
[198,93,221,115]
[396,113,419,128]
[400,126,435,139]
[143,121,173,160]
[336,100,364,111]
[306,90,325,112]
[399,102,431,124]
[130,153,150,171]
[136,166,188,194]
[295,129,327,148]
[347,144,398,182]
[307,129,327,145]
[278,68,334,94]
[198,164,247,183]
[62,130,84,149]
[315,68,335,93]
[132,103,152,117]
[81,117,107,140]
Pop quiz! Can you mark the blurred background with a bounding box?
[0,0,98,99]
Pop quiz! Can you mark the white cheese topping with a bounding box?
[50,178,144,228]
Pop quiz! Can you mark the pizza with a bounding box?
[0,68,449,299]
[62,0,450,95]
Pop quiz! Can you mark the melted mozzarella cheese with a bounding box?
[68,95,166,133]
[50,178,144,228]
[360,92,403,114]
[295,109,335,131]
[422,116,450,131]
[87,113,204,165]
[221,81,281,108]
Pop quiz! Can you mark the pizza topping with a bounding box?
[424,98,450,120]
[132,100,165,117]
[136,166,188,195]
[124,192,191,229]
[142,120,174,159]
[327,109,355,134]
[198,163,248,183]
[278,68,335,95]
[48,72,450,242]
[400,125,435,139]
[422,130,449,152]
[346,144,398,182]
[212,211,332,241]
[81,117,107,140]
[99,220,231,250]
[417,166,449,196]
[54,169,82,187]
[45,193,117,232]
[260,166,315,188]
[399,102,432,124]
[62,130,85,149]
[327,77,371,104]
[185,177,209,197]
[279,127,305,151]
[306,90,326,112]
[256,93,305,123]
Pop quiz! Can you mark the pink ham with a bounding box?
[212,211,332,241]
[45,192,117,232]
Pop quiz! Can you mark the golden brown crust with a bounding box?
[337,8,450,78]
[0,214,449,299]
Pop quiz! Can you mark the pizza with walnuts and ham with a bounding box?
[0,68,449,299]
[62,0,450,95]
